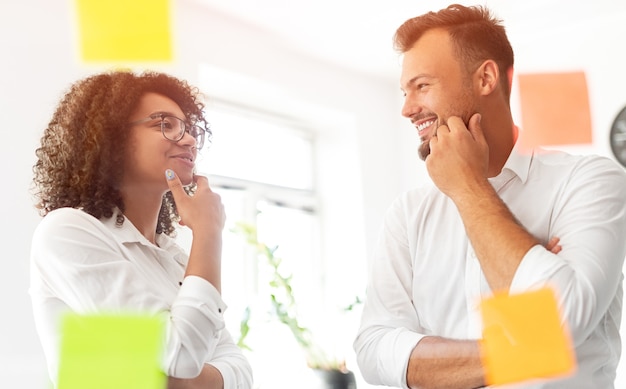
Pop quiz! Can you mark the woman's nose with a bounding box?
[178,130,197,148]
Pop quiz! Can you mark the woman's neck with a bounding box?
[121,190,165,245]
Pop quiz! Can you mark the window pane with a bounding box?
[256,200,321,324]
[219,189,255,319]
[198,108,314,190]
[187,101,324,386]
[239,201,323,387]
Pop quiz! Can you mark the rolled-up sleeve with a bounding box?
[354,194,425,388]
[510,156,626,345]
[209,329,254,389]
[164,275,226,377]
[164,275,253,385]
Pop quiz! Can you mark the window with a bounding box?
[198,105,315,191]
[178,101,323,386]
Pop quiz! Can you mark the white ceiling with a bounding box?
[195,0,626,80]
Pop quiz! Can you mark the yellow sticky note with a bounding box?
[57,313,166,389]
[75,0,173,62]
[479,288,576,386]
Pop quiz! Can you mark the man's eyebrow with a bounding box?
[401,74,434,91]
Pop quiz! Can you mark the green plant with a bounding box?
[231,221,347,371]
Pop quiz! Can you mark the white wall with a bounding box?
[2,0,626,388]
[0,0,411,387]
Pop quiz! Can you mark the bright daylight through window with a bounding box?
[188,103,323,386]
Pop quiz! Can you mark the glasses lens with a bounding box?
[161,116,185,142]
[159,116,206,149]
[191,125,205,149]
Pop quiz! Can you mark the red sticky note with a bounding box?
[517,71,592,148]
[479,287,576,386]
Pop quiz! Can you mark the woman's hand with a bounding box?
[165,169,224,291]
[165,170,225,234]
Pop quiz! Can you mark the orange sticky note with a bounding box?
[517,71,592,148]
[74,0,173,62]
[479,287,576,386]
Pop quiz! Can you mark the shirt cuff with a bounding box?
[180,275,227,315]
[509,244,564,294]
[382,329,424,389]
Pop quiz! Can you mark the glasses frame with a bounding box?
[129,113,208,150]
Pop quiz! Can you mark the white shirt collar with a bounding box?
[490,140,533,188]
[100,210,183,264]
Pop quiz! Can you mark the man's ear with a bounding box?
[475,59,499,96]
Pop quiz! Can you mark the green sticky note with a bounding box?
[74,0,173,62]
[57,313,166,389]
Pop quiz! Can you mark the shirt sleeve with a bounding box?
[164,275,227,377]
[510,156,626,346]
[208,329,254,389]
[164,276,253,386]
[353,194,424,388]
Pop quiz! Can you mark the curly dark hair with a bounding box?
[394,4,514,99]
[32,70,210,236]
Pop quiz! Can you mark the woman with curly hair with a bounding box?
[30,70,253,388]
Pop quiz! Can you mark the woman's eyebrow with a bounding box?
[149,110,179,118]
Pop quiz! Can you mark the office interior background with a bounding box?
[2,0,626,387]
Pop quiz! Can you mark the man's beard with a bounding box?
[417,106,475,161]
[418,140,431,161]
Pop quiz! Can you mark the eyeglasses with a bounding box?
[129,113,209,149]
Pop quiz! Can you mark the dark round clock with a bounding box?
[610,105,626,168]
